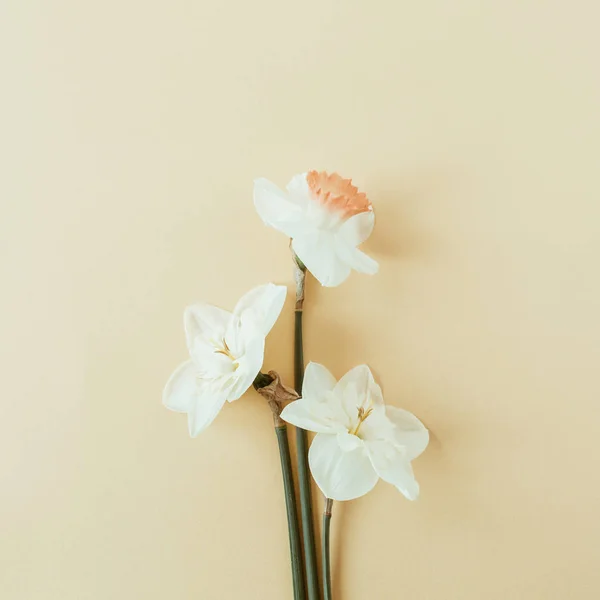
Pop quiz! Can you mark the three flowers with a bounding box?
[163,170,428,502]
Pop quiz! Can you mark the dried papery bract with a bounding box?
[254,370,299,427]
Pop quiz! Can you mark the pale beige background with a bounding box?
[2,1,599,599]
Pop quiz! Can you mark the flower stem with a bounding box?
[322,498,334,600]
[293,257,320,600]
[253,372,305,600]
[275,424,306,600]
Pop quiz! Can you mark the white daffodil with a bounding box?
[280,363,429,501]
[253,171,378,287]
[163,283,287,437]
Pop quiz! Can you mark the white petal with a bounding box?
[184,304,231,353]
[367,440,420,500]
[386,407,429,461]
[253,178,306,237]
[232,283,287,336]
[302,362,337,399]
[189,336,237,377]
[292,232,351,287]
[285,172,311,207]
[226,336,265,402]
[163,360,198,413]
[163,363,228,436]
[280,397,346,434]
[359,409,396,442]
[188,382,228,437]
[334,365,391,438]
[309,433,379,501]
[335,243,379,275]
[337,210,375,246]
[336,432,363,452]
[224,314,258,359]
[335,364,382,415]
[281,363,349,432]
[335,364,379,402]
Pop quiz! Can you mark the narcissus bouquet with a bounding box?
[163,171,429,600]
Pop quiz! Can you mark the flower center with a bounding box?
[214,339,239,369]
[349,405,373,437]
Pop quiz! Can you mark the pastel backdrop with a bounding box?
[1,1,599,599]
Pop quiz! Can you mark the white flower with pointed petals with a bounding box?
[163,284,287,437]
[280,363,428,501]
[254,171,378,287]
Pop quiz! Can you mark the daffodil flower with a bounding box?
[280,363,429,501]
[253,171,378,287]
[163,283,287,437]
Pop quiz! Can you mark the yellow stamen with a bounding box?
[214,338,236,361]
[349,406,374,437]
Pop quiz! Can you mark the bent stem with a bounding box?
[322,498,334,600]
[294,257,320,600]
[254,373,305,600]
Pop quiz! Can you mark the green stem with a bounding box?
[322,498,333,600]
[275,424,307,600]
[295,296,319,599]
[253,373,305,600]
